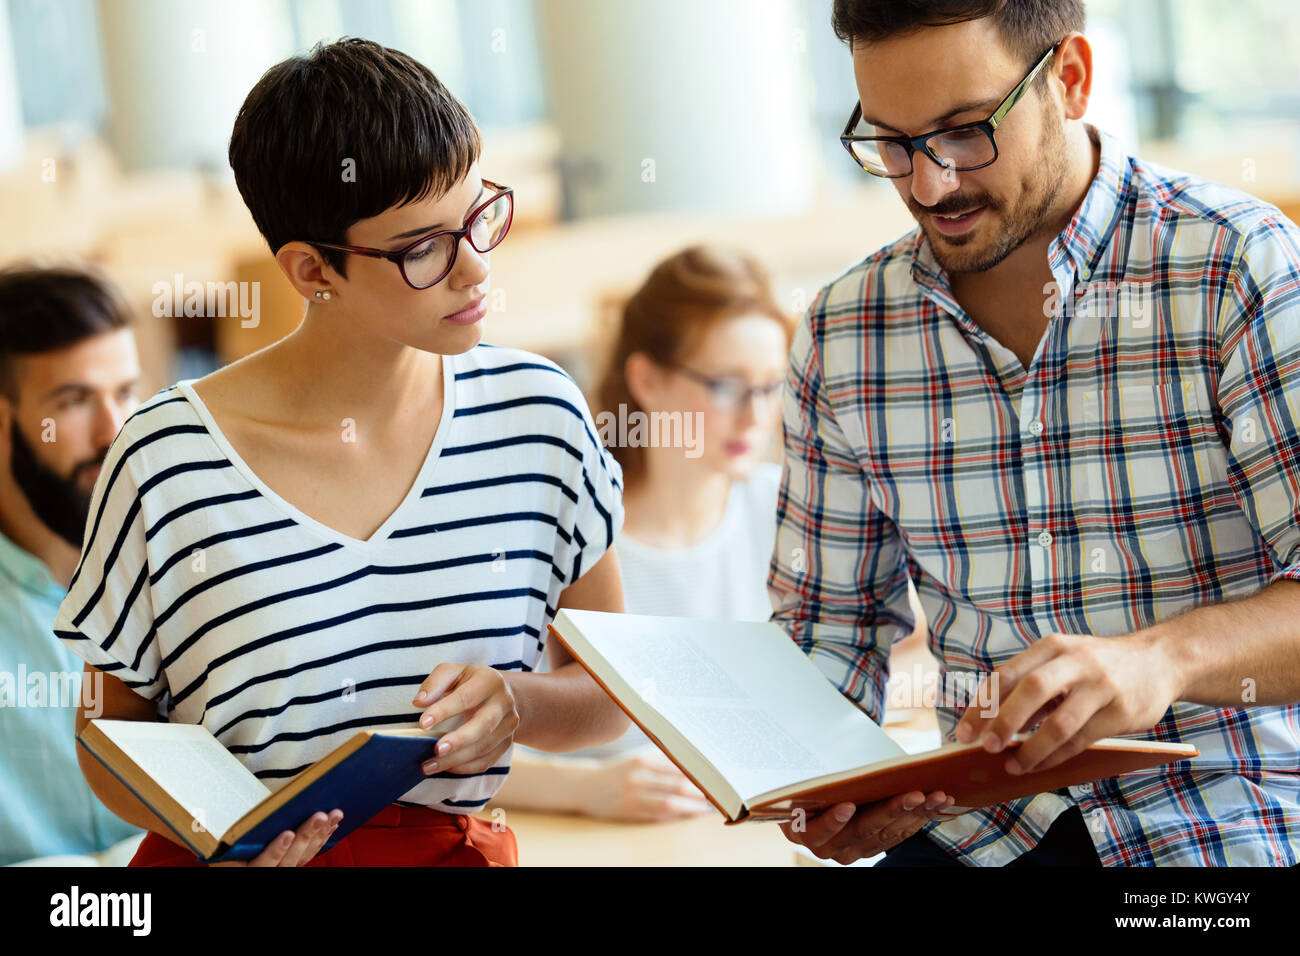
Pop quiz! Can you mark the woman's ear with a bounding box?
[623,351,663,411]
[275,241,337,301]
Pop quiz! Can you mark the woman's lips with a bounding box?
[442,296,486,324]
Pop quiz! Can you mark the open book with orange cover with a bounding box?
[546,609,1198,824]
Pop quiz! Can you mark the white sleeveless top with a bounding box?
[560,461,782,759]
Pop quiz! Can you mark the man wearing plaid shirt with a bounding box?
[774,1,1300,866]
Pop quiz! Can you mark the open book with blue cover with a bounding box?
[78,719,443,862]
[547,609,1199,824]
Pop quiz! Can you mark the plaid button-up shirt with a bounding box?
[769,122,1300,866]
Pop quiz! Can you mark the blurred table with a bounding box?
[476,806,797,867]
[477,695,942,866]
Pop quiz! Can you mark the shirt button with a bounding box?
[456,815,469,831]
[1078,782,1093,794]
[1036,530,1054,547]
[1028,419,1044,436]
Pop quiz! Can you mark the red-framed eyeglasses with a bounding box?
[308,179,514,290]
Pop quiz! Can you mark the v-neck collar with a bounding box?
[175,351,456,555]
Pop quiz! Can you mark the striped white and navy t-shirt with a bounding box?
[54,343,624,815]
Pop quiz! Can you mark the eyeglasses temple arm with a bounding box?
[989,43,1059,130]
[309,241,392,260]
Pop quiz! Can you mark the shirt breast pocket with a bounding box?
[1075,379,1212,574]
[1078,382,1178,498]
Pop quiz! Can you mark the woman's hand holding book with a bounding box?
[207,810,343,867]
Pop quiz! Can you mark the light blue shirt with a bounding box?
[0,528,141,865]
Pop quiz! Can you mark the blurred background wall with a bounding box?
[1,0,1297,411]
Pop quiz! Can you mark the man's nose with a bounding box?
[908,152,962,208]
[95,396,128,445]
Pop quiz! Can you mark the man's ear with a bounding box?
[0,393,15,473]
[1054,31,1093,122]
[0,392,13,439]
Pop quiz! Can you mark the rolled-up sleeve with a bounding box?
[767,288,915,725]
[1215,214,1300,586]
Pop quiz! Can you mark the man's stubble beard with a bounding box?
[922,105,1070,276]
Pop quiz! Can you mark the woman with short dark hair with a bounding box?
[55,38,630,868]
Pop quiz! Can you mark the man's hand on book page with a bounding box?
[778,791,958,865]
[414,663,520,775]
[574,751,715,822]
[952,630,1178,775]
[207,810,343,867]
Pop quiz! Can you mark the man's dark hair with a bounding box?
[0,264,133,400]
[228,37,482,277]
[832,0,1085,66]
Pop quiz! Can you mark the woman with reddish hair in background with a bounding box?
[496,244,796,822]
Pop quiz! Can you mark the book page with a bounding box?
[92,720,270,838]
[557,611,907,802]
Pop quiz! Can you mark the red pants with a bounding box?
[129,804,518,867]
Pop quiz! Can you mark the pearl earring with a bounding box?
[315,290,332,301]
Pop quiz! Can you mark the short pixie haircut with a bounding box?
[228,37,481,277]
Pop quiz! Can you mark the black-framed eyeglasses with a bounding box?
[673,365,784,413]
[840,42,1061,178]
[308,179,514,290]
